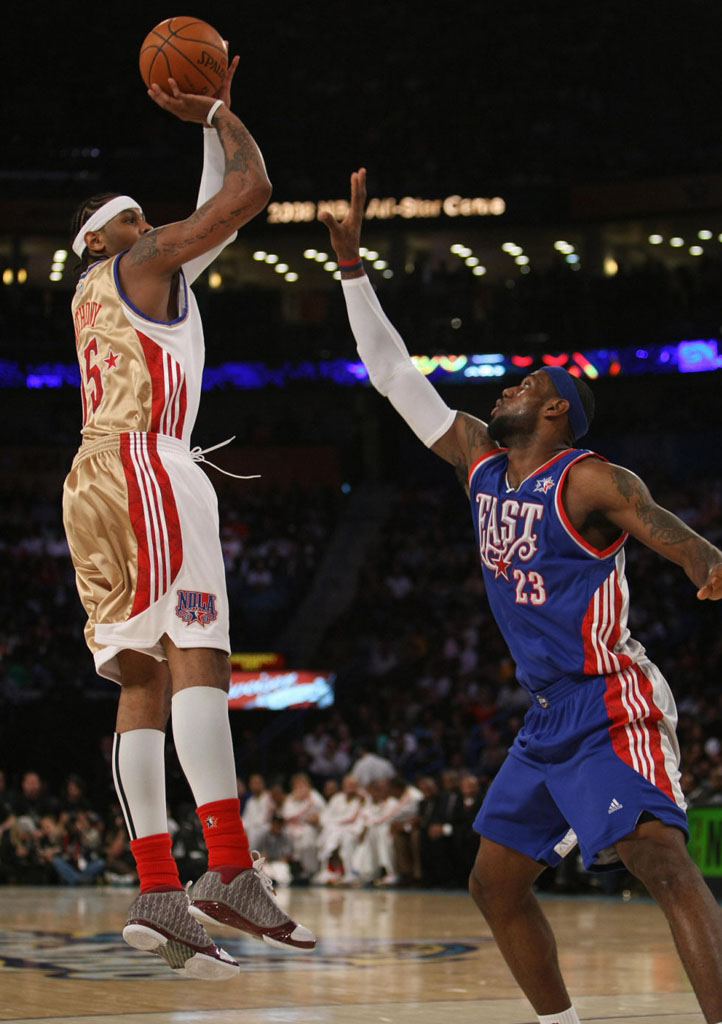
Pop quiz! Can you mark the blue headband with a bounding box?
[544,366,589,439]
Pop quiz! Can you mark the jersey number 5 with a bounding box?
[513,569,547,605]
[82,337,104,420]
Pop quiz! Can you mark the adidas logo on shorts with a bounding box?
[608,797,623,814]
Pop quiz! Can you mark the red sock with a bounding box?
[197,798,253,873]
[130,832,183,893]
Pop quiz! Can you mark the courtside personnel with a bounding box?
[64,62,315,979]
[320,168,722,1024]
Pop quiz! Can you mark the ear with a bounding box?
[85,229,105,255]
[543,396,569,422]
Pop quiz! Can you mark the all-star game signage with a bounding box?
[266,194,506,224]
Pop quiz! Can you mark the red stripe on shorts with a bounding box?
[121,433,183,618]
[603,664,675,801]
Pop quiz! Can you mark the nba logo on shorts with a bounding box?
[175,590,218,626]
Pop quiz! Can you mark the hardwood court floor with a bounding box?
[0,883,704,1023]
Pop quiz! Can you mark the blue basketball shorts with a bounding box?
[474,660,689,871]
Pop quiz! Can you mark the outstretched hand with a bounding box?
[697,562,722,600]
[318,167,367,263]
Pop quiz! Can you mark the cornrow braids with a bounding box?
[70,193,121,272]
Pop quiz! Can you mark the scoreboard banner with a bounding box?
[228,669,335,711]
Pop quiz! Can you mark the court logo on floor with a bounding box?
[0,929,487,980]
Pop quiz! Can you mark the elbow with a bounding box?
[244,176,272,220]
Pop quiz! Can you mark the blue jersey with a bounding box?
[469,447,646,694]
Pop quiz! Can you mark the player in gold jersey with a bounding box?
[63,60,316,978]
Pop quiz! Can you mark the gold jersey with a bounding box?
[71,254,205,447]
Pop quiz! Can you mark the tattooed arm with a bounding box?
[118,78,271,316]
[564,459,722,599]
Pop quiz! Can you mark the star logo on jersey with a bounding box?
[104,350,119,370]
[492,555,511,580]
[204,815,219,829]
[533,476,555,494]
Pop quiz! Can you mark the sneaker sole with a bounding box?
[189,903,316,951]
[122,923,239,979]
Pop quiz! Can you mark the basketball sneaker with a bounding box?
[188,852,317,951]
[122,889,239,979]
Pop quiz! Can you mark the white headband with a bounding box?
[72,195,142,258]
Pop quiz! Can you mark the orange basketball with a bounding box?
[139,17,228,96]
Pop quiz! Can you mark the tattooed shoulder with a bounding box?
[609,464,642,502]
[126,230,161,266]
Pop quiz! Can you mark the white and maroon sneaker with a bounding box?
[122,889,239,979]
[188,852,317,951]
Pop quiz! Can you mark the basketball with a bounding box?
[139,17,228,96]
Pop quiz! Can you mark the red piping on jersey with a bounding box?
[468,447,506,484]
[554,452,628,559]
[603,664,676,802]
[137,331,187,439]
[581,565,632,676]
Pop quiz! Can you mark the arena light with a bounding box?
[648,234,663,245]
[17,268,27,284]
[604,257,618,276]
[698,230,713,240]
[53,249,68,262]
[465,256,479,267]
[382,269,394,279]
[303,249,318,259]
[253,251,267,261]
[566,253,580,264]
[472,266,487,276]
[2,269,13,285]
[49,272,62,282]
[274,263,289,274]
[373,260,388,270]
[208,271,222,288]
[670,237,684,248]
[285,272,298,282]
[323,261,336,272]
[314,252,328,262]
[264,253,279,264]
[515,255,530,266]
[689,246,704,256]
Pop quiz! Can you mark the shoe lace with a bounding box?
[251,851,278,898]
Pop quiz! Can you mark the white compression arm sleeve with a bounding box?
[341,275,456,447]
[182,126,238,285]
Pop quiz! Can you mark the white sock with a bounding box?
[171,686,237,806]
[112,729,168,839]
[538,1010,580,1024]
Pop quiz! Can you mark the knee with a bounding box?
[621,838,697,896]
[468,861,514,919]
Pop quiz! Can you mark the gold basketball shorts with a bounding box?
[63,431,230,682]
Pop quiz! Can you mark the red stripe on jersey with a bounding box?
[603,665,675,802]
[582,569,624,675]
[121,433,183,618]
[555,453,628,559]
[137,331,187,438]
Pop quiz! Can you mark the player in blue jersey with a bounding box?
[321,168,722,1024]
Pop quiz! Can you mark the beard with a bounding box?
[487,412,514,445]
[487,408,536,445]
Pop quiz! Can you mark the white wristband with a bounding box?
[206,99,224,127]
